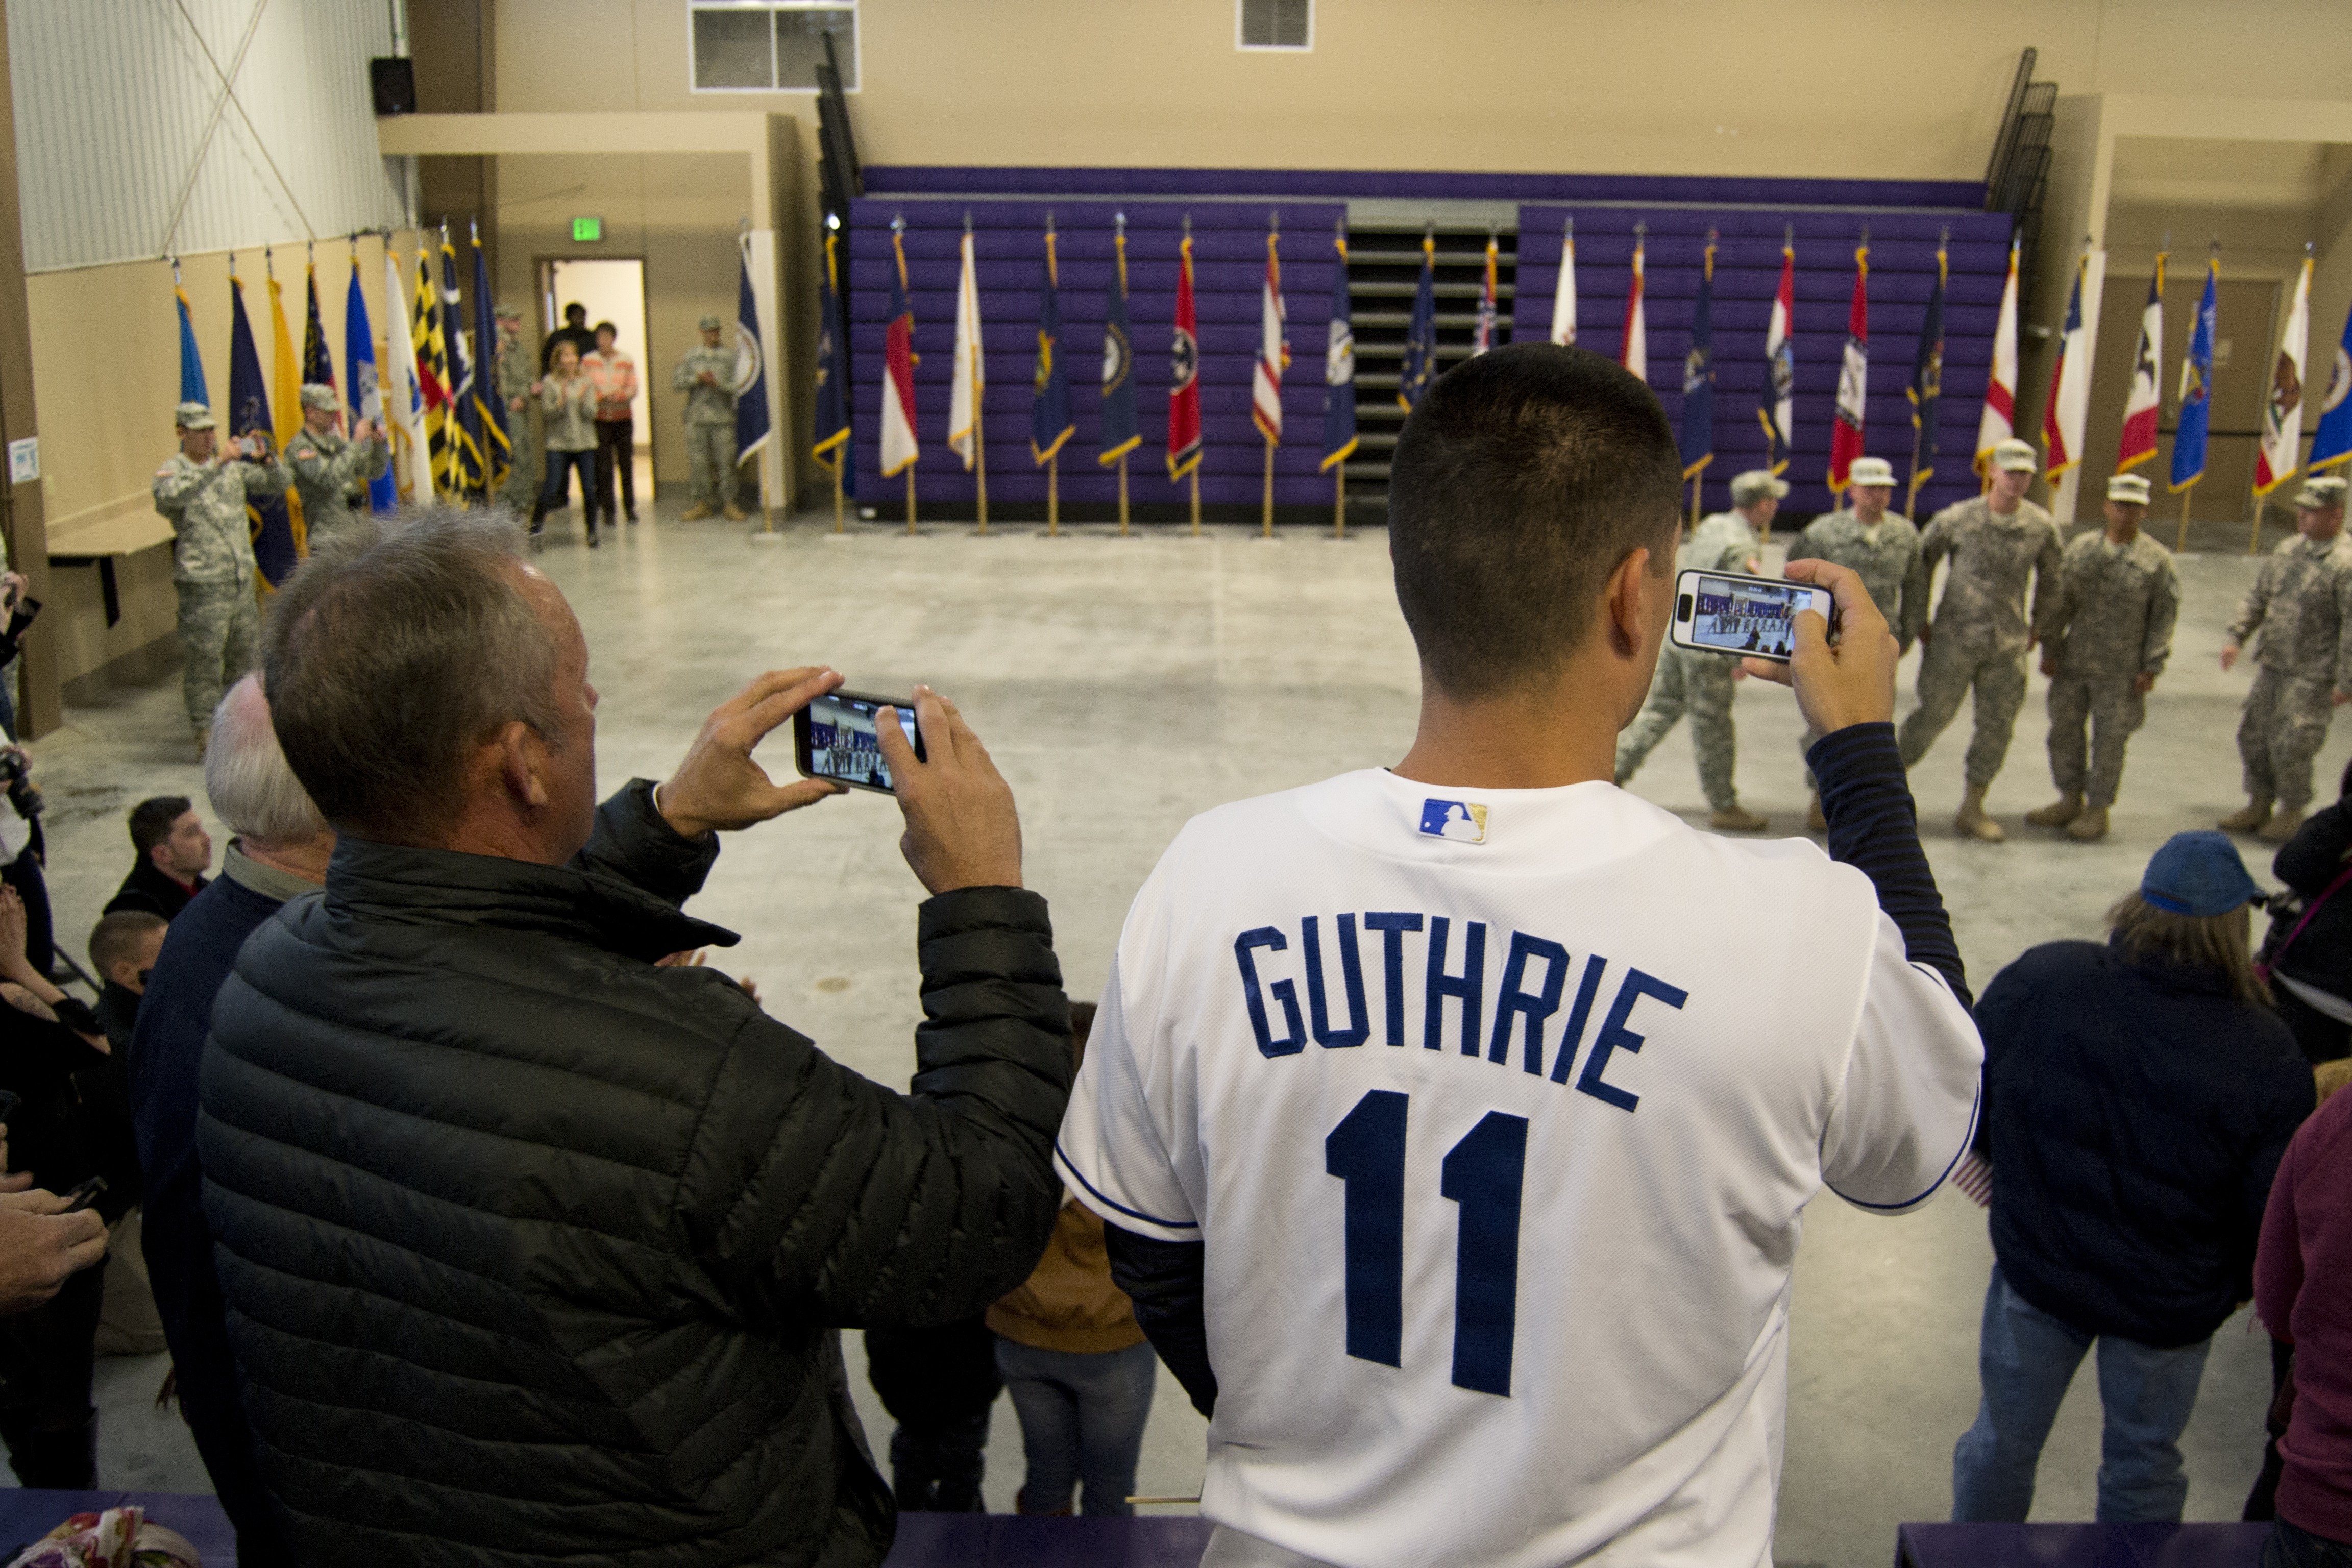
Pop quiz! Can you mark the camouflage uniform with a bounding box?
[2227,532,2352,811]
[152,448,289,730]
[284,425,389,552]
[671,342,739,510]
[2043,530,2179,807]
[496,332,538,515]
[1896,496,2063,787]
[1784,505,1929,763]
[1615,510,1762,812]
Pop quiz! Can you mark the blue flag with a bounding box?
[2171,258,2218,492]
[227,271,298,584]
[1030,225,1073,465]
[2311,297,2352,474]
[1322,229,1357,472]
[812,229,849,491]
[1099,225,1141,465]
[1908,240,1947,491]
[346,259,395,514]
[1399,230,1438,411]
[176,277,209,406]
[1679,237,1716,481]
[472,230,508,495]
[736,234,773,489]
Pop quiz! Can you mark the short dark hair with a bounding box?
[1387,344,1681,701]
[89,910,165,977]
[129,796,192,857]
[262,507,565,843]
[563,302,586,320]
[593,321,617,338]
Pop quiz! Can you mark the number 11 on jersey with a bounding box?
[1325,1089,1530,1396]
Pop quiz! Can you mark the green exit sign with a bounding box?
[572,216,603,243]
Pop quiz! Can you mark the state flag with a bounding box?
[1829,242,1868,492]
[948,222,984,471]
[1549,217,1576,346]
[382,252,433,505]
[1251,223,1287,443]
[812,228,849,482]
[1976,237,2021,471]
[442,230,483,498]
[1398,229,1437,411]
[2040,252,2091,478]
[1908,238,1946,491]
[1032,222,1074,464]
[2255,254,2313,497]
[1099,222,1141,464]
[1168,230,1202,478]
[736,229,779,503]
[264,260,307,557]
[345,255,396,513]
[878,225,920,478]
[2311,293,2352,473]
[1620,229,1647,382]
[411,247,450,498]
[227,267,299,584]
[2117,256,2165,472]
[175,266,209,406]
[302,258,335,410]
[1321,228,1357,473]
[471,226,508,495]
[1472,231,1498,356]
[1757,234,1793,474]
[1679,233,1715,480]
[2171,256,2218,493]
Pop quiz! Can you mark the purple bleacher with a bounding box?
[882,1512,1216,1565]
[1894,1521,2275,1568]
[848,168,2004,518]
[1515,205,2015,520]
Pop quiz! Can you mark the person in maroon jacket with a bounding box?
[2257,1080,2352,1566]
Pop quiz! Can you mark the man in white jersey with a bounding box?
[1057,344,1982,1568]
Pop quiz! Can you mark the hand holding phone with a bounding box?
[794,690,926,795]
[872,687,1023,895]
[657,668,848,841]
[1670,568,1832,664]
[1738,558,1900,734]
[61,1175,106,1214]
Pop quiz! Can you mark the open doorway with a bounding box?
[543,257,652,507]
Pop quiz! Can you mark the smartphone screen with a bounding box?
[1673,570,1830,663]
[797,690,925,794]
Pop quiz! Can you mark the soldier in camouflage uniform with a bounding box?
[494,305,539,516]
[2220,472,2352,843]
[1785,454,1928,827]
[1614,468,1780,832]
[672,316,744,521]
[283,384,387,553]
[1896,438,2064,842]
[151,401,289,756]
[2024,472,2180,842]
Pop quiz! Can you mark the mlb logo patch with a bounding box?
[1418,799,1488,844]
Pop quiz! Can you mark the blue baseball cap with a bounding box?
[2141,831,2261,917]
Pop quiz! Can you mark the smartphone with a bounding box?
[1670,568,1833,664]
[793,689,928,795]
[62,1175,106,1214]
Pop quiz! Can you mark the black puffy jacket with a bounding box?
[199,781,1070,1566]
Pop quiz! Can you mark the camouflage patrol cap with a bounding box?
[1992,438,2039,473]
[2106,473,2152,505]
[698,315,723,331]
[493,304,523,322]
[1847,456,1896,488]
[1729,470,1790,504]
[298,383,339,412]
[174,401,214,430]
[2295,473,2348,510]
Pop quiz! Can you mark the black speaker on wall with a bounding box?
[370,57,416,117]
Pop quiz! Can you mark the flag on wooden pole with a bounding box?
[2040,249,2092,480]
[1907,234,1947,496]
[2255,252,2314,497]
[2172,253,2218,494]
[1758,228,1793,474]
[2312,290,2352,474]
[411,246,450,498]
[471,224,508,496]
[382,251,432,504]
[1620,225,1647,381]
[302,252,335,412]
[441,227,483,499]
[1549,216,1576,345]
[948,216,984,472]
[879,218,921,479]
[812,225,849,486]
[1168,222,1202,479]
[227,263,299,584]
[1101,214,1141,467]
[264,254,308,557]
[1399,226,1437,410]
[346,254,395,512]
[1473,228,1498,356]
[1679,231,1714,482]
[1251,217,1287,442]
[1031,217,1074,464]
[2117,254,2165,472]
[1828,239,1868,494]
[1976,236,2021,472]
[1321,222,1357,473]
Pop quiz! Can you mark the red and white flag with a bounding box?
[2255,255,2314,497]
[1549,217,1576,346]
[879,225,920,477]
[1976,238,2021,471]
[1758,237,1794,472]
[1620,229,1647,381]
[1168,232,1202,479]
[2041,251,2092,477]
[2116,256,2164,471]
[1251,226,1287,444]
[1828,242,1868,492]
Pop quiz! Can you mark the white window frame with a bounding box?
[1235,0,1313,53]
[689,1,861,95]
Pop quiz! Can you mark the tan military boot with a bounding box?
[2259,805,2307,844]
[1710,804,1770,834]
[2025,792,2084,828]
[723,504,749,521]
[1955,785,2006,842]
[680,503,713,521]
[2218,798,2274,834]
[2065,806,2109,841]
[1807,792,1827,831]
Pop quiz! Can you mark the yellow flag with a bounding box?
[266,268,308,556]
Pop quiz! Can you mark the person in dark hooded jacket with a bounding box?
[199,507,1070,1567]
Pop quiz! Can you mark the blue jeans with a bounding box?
[1952,1263,2212,1523]
[2267,1518,2352,1568]
[995,1336,1157,1517]
[536,449,598,526]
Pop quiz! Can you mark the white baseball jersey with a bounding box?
[1057,769,1981,1568]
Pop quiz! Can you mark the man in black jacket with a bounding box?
[1953,832,2316,1524]
[103,796,212,922]
[200,508,1071,1567]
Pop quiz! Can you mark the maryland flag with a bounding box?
[412,246,451,498]
[442,228,485,498]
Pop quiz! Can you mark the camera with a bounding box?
[0,750,41,821]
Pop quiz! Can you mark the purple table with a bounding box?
[1896,1522,2274,1568]
[0,1491,235,1566]
[883,1515,1214,1566]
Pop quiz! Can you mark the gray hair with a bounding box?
[204,674,328,845]
[260,506,565,842]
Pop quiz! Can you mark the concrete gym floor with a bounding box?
[13,498,2329,1567]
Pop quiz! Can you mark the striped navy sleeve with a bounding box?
[1808,721,1972,1010]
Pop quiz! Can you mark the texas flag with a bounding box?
[1976,237,2021,472]
[1620,229,1647,381]
[2040,252,2092,477]
[2116,256,2165,472]
[879,224,920,478]
[1251,223,1287,444]
[1828,242,1868,493]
